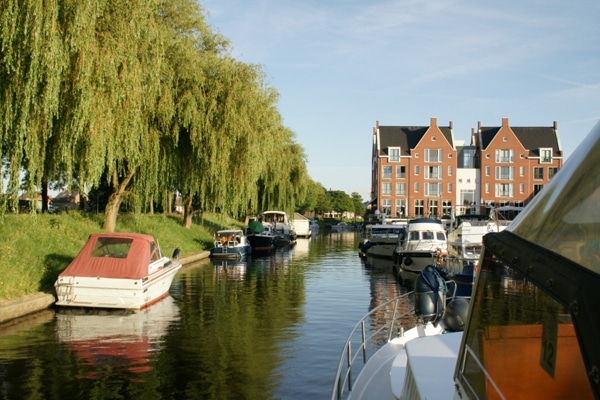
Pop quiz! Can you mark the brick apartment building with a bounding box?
[370,117,563,219]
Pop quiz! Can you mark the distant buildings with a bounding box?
[371,117,563,219]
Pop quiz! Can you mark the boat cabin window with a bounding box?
[422,232,434,240]
[456,250,593,399]
[409,231,420,241]
[91,237,133,259]
[436,232,446,240]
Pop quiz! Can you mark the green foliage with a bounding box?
[0,0,312,228]
[0,211,244,300]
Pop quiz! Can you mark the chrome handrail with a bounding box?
[330,291,416,400]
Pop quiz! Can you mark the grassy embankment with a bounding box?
[0,211,245,300]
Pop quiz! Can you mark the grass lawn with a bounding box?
[0,211,245,300]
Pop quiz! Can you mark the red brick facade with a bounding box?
[372,117,563,219]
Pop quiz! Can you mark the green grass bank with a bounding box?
[0,211,245,301]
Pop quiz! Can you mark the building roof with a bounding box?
[377,125,453,156]
[480,126,562,157]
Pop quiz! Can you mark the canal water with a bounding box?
[0,232,407,400]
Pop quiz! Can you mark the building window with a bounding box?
[520,166,524,176]
[382,165,392,179]
[425,183,442,196]
[414,199,424,217]
[389,147,400,162]
[382,199,391,215]
[495,166,514,180]
[503,137,508,142]
[515,200,524,208]
[520,183,524,193]
[540,148,552,163]
[485,183,490,194]
[396,165,406,179]
[485,166,490,176]
[448,183,453,193]
[496,183,513,197]
[396,182,405,196]
[534,167,544,180]
[382,182,392,195]
[429,199,439,217]
[549,167,558,179]
[395,199,406,217]
[442,200,452,217]
[458,178,463,183]
[486,154,490,159]
[425,149,443,162]
[415,165,419,175]
[534,184,544,195]
[496,149,514,163]
[448,166,453,176]
[426,166,442,179]
[415,182,419,192]
[463,149,475,168]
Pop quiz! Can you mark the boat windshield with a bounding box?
[91,237,133,258]
[508,121,600,274]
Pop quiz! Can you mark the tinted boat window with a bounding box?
[457,250,592,399]
[91,237,133,258]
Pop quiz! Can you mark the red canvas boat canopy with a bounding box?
[59,233,157,280]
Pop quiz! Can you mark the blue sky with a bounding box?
[202,0,600,201]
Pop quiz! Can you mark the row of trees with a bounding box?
[0,0,316,230]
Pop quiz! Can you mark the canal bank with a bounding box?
[0,251,211,325]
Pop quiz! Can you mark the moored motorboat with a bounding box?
[358,223,407,259]
[210,229,252,259]
[260,210,297,246]
[392,218,447,284]
[54,232,182,310]
[332,120,600,399]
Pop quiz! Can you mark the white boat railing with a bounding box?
[330,292,416,400]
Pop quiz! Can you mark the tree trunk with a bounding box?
[103,168,136,232]
[41,180,49,213]
[182,195,193,228]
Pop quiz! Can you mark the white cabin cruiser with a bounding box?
[331,120,600,399]
[393,218,447,284]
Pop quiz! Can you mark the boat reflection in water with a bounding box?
[212,257,248,280]
[55,296,180,378]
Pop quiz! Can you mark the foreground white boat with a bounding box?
[55,232,182,310]
[332,120,600,399]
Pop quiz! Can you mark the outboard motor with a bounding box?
[442,297,470,332]
[414,265,447,325]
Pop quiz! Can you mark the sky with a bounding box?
[202,0,600,201]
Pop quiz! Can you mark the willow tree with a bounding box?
[0,0,65,212]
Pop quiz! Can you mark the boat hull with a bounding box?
[394,251,437,284]
[55,263,182,310]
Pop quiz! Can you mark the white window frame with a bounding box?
[388,147,401,162]
[425,149,443,162]
[495,149,514,163]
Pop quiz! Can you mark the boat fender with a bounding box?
[404,256,412,266]
[172,248,181,260]
[414,265,446,325]
[442,298,470,332]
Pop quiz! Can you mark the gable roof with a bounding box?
[480,125,562,157]
[378,125,453,156]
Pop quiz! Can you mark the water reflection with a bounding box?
[0,232,409,399]
[55,296,180,377]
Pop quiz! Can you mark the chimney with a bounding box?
[471,128,476,146]
[502,117,509,127]
[376,120,380,129]
[553,120,558,130]
[430,117,437,127]
[449,120,453,130]
[477,121,482,133]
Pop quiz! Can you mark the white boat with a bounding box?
[292,213,313,238]
[54,232,182,310]
[331,222,351,232]
[358,223,407,259]
[393,218,447,284]
[210,229,252,259]
[261,210,297,246]
[331,120,600,399]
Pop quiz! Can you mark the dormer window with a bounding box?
[540,148,552,163]
[388,147,400,162]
